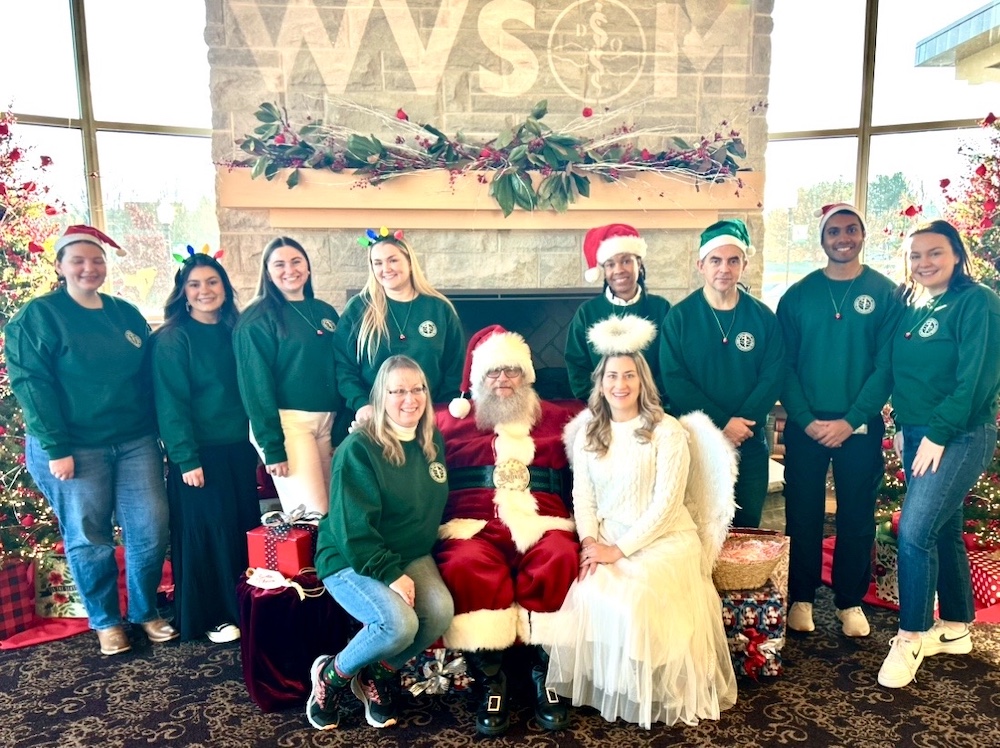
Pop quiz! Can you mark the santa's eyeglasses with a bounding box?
[485,366,523,379]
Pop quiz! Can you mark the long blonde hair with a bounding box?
[584,353,664,458]
[358,355,439,466]
[356,237,456,364]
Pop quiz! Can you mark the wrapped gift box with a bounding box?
[968,550,1000,609]
[247,525,315,579]
[399,647,473,696]
[874,535,899,607]
[0,558,36,639]
[34,552,87,619]
[720,580,785,678]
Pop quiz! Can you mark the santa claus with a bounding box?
[435,325,582,737]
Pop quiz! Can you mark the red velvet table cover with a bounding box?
[237,570,357,712]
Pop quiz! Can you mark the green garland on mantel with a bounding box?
[234,99,753,217]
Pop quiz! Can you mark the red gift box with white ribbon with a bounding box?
[246,505,321,579]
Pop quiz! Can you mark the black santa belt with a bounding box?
[447,464,563,495]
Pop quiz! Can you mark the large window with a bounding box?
[0,0,217,317]
[764,0,1000,301]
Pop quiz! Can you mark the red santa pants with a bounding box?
[436,520,578,617]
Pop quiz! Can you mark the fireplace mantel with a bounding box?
[217,167,764,230]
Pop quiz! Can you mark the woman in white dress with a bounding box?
[545,315,738,729]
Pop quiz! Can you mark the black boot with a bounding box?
[467,651,510,737]
[531,646,570,731]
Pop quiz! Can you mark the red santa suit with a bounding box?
[434,326,582,652]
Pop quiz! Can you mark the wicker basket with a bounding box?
[712,535,783,591]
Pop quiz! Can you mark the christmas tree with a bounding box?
[0,112,62,562]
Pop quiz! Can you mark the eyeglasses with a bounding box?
[387,386,428,398]
[485,366,523,379]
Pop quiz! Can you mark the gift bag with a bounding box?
[0,557,36,639]
[34,551,87,618]
[237,568,357,712]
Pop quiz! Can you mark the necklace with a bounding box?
[706,304,737,345]
[825,268,863,320]
[387,299,414,341]
[287,300,324,336]
[903,293,948,340]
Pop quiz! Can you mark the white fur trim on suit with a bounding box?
[678,411,739,573]
[494,421,536,465]
[470,331,536,386]
[521,608,563,647]
[494,487,575,553]
[442,606,518,651]
[438,518,488,542]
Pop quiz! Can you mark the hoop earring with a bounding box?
[185,301,192,313]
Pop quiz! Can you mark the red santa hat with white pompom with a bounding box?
[581,223,647,283]
[54,224,126,257]
[448,324,536,419]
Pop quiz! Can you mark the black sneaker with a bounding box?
[351,668,398,728]
[306,655,345,730]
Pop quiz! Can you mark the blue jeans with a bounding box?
[26,434,169,631]
[323,555,454,674]
[898,423,996,632]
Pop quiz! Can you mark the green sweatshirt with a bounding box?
[314,430,449,585]
[565,289,670,400]
[151,318,249,472]
[232,298,342,464]
[776,267,902,429]
[891,283,1000,445]
[334,293,464,410]
[660,289,785,434]
[5,288,155,459]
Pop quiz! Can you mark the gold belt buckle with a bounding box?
[493,459,530,491]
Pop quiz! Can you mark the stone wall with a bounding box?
[208,0,772,307]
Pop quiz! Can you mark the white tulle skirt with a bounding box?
[544,527,737,729]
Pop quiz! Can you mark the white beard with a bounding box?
[472,381,542,431]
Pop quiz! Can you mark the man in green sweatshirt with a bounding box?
[776,203,903,638]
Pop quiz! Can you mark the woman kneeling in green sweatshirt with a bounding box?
[306,355,454,731]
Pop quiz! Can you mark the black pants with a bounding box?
[783,416,884,609]
[733,431,771,528]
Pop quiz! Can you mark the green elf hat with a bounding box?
[698,218,755,261]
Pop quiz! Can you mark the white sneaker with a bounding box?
[836,606,871,637]
[922,621,972,656]
[877,636,924,688]
[207,623,241,643]
[787,602,815,632]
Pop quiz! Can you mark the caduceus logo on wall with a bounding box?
[548,0,647,103]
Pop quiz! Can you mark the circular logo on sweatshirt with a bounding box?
[429,462,447,483]
[853,295,876,314]
[918,318,939,338]
[735,332,755,352]
[418,321,437,338]
[124,330,142,348]
[321,318,337,332]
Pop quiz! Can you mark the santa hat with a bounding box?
[55,225,126,257]
[587,314,657,357]
[816,203,866,236]
[582,223,647,283]
[698,218,755,261]
[448,325,536,419]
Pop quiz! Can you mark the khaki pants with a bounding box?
[250,409,333,515]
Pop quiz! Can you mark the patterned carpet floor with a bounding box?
[2,586,999,748]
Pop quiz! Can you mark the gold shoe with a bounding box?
[96,625,132,656]
[140,618,179,643]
